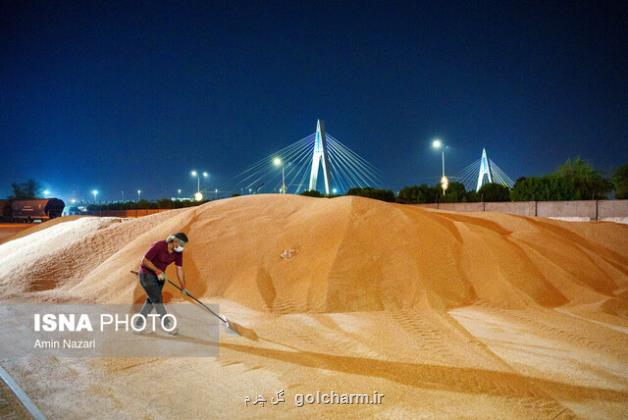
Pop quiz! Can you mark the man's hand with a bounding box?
[156,270,167,281]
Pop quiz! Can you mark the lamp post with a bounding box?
[91,189,98,203]
[137,189,142,201]
[191,170,198,195]
[191,170,208,201]
[432,138,448,195]
[273,157,286,194]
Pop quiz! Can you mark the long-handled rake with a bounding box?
[130,270,241,336]
[165,279,241,335]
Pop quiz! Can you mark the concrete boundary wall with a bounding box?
[93,200,628,220]
[411,200,628,220]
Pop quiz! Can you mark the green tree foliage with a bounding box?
[347,187,396,202]
[612,164,628,199]
[511,177,544,201]
[465,190,481,202]
[157,198,176,209]
[439,181,466,203]
[86,199,204,211]
[478,183,510,202]
[555,158,612,199]
[300,189,323,197]
[397,184,440,203]
[511,175,576,201]
[511,158,612,201]
[10,179,42,199]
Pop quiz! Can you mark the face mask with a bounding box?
[174,245,184,253]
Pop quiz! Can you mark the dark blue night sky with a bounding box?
[1,1,627,200]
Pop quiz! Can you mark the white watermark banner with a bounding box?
[0,304,219,357]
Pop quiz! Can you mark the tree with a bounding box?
[347,187,396,202]
[398,184,440,203]
[612,164,628,199]
[439,181,466,203]
[300,190,323,197]
[510,159,613,201]
[465,190,481,202]
[478,183,510,202]
[510,176,550,201]
[555,157,612,200]
[10,179,42,199]
[157,198,176,209]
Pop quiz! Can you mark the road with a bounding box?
[0,224,31,245]
[0,378,29,419]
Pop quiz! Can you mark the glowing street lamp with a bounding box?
[191,170,198,196]
[202,172,209,196]
[432,138,448,195]
[194,191,203,201]
[273,157,286,194]
[332,188,338,194]
[191,170,209,196]
[43,189,50,197]
[440,176,449,194]
[91,189,98,203]
[137,189,142,201]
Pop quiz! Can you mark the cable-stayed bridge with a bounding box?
[453,148,514,192]
[236,120,381,195]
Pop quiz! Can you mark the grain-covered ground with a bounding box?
[0,195,626,418]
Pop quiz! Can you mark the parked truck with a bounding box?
[8,199,65,222]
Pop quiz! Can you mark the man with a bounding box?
[136,232,191,335]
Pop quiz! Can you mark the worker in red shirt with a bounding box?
[135,232,191,334]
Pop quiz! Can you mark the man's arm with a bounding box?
[176,265,186,289]
[142,257,163,276]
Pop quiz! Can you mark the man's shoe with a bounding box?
[162,319,179,336]
[131,316,147,334]
[165,327,179,336]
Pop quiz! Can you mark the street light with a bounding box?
[91,189,98,203]
[43,189,50,197]
[432,138,448,195]
[202,172,209,196]
[137,189,142,201]
[191,170,209,197]
[273,157,286,194]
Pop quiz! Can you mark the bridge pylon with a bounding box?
[308,119,331,194]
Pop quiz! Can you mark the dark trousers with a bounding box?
[138,271,168,319]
